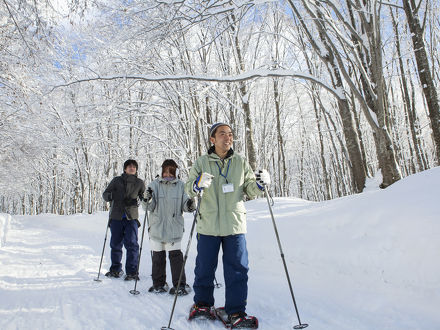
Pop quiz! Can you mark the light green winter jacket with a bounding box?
[142,177,192,243]
[185,147,262,236]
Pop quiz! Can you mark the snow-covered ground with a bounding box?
[1,168,439,330]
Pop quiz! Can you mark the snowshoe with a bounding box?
[148,283,169,294]
[169,283,191,296]
[124,274,140,281]
[216,307,258,329]
[105,270,124,278]
[188,303,216,321]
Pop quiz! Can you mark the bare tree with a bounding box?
[401,0,440,164]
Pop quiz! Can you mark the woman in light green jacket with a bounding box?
[186,123,271,328]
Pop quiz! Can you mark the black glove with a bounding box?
[186,198,196,212]
[135,219,141,228]
[143,187,153,202]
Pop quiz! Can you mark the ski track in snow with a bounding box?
[0,167,440,329]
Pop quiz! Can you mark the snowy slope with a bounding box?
[0,167,439,330]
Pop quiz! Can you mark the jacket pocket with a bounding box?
[229,201,246,213]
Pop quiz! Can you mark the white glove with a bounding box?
[194,172,214,192]
[255,169,271,189]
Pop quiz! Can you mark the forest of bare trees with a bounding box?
[1,0,439,215]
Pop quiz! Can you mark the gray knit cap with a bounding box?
[209,122,232,137]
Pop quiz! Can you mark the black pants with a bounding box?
[152,250,186,287]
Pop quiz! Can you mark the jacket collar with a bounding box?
[121,173,138,181]
[158,176,178,184]
[207,145,234,160]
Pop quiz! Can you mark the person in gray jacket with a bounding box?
[142,159,196,295]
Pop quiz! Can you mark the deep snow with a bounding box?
[0,167,439,330]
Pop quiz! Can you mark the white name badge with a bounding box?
[222,183,234,193]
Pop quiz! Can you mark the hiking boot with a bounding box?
[188,303,216,320]
[124,274,140,281]
[169,283,191,296]
[148,282,169,293]
[228,311,258,329]
[105,270,124,278]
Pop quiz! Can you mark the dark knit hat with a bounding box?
[161,159,178,177]
[123,159,138,171]
[209,122,232,137]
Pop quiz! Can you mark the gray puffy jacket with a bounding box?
[142,177,192,243]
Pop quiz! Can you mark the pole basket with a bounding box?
[161,327,174,330]
[93,278,102,282]
[129,289,140,295]
[294,324,309,329]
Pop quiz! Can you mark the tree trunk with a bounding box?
[402,0,440,164]
[273,78,287,196]
[229,13,257,170]
[390,8,424,172]
[346,0,401,187]
[312,92,331,200]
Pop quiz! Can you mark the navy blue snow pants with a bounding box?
[109,219,139,275]
[193,233,249,315]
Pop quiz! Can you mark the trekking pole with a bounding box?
[129,206,149,295]
[264,185,308,329]
[94,220,111,282]
[146,203,153,269]
[161,191,203,330]
[143,198,154,274]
